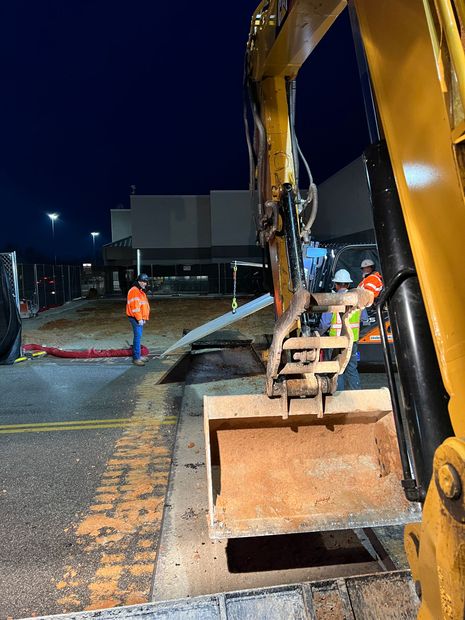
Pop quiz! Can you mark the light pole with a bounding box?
[91,232,100,265]
[47,213,59,265]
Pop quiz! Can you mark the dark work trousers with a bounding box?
[129,317,143,360]
[336,342,361,390]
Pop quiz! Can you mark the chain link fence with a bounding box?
[80,267,106,298]
[103,263,266,297]
[10,261,266,308]
[17,264,82,311]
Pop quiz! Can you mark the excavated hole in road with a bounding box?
[158,346,264,385]
[226,531,375,573]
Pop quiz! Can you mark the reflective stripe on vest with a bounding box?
[350,309,361,341]
[329,313,342,337]
[359,272,383,298]
[329,309,361,341]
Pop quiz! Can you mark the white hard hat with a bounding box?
[332,269,352,283]
[361,259,375,268]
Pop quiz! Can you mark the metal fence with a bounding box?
[12,261,266,306]
[80,268,106,298]
[0,252,20,308]
[104,263,266,297]
[17,264,82,310]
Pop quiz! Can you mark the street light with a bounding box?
[47,213,59,265]
[91,232,100,265]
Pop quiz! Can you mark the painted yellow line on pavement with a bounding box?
[53,371,180,610]
[0,420,177,435]
[0,416,177,430]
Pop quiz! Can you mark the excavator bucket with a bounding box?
[204,388,420,539]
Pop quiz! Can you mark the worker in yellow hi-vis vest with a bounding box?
[318,269,363,391]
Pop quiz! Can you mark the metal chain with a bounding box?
[231,261,238,314]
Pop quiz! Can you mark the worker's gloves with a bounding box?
[138,319,144,326]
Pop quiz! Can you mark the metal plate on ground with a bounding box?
[142,597,221,620]
[29,571,418,619]
[225,585,307,620]
[345,572,419,620]
[160,294,273,357]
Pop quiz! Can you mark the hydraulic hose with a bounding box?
[248,81,267,225]
[243,61,256,195]
[287,80,319,238]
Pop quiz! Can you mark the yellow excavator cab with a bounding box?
[205,388,420,539]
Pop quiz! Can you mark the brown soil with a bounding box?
[312,586,347,620]
[213,412,409,535]
[39,319,78,331]
[22,298,275,353]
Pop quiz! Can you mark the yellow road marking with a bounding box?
[0,420,177,435]
[53,372,181,611]
[0,416,176,430]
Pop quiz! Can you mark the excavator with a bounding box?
[204,1,465,618]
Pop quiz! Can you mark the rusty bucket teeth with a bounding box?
[204,388,420,539]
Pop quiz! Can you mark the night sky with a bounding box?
[1,2,368,263]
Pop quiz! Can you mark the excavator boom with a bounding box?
[205,1,465,617]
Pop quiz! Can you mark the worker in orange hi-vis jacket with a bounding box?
[358,259,383,300]
[126,273,151,366]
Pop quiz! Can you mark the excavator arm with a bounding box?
[205,0,420,543]
[242,1,465,617]
[246,1,373,402]
[202,1,465,617]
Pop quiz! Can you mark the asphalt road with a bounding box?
[0,358,178,618]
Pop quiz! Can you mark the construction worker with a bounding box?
[318,269,362,391]
[358,259,383,300]
[126,273,150,366]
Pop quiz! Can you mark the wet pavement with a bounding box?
[0,357,180,617]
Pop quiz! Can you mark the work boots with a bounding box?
[132,359,145,366]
